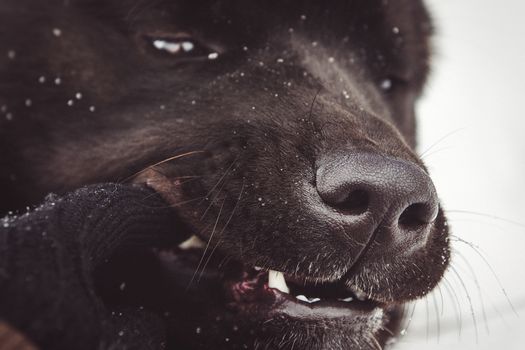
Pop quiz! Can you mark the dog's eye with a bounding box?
[146,35,220,61]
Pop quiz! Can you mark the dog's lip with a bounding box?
[229,269,383,311]
[156,244,386,322]
[224,275,384,321]
[269,290,384,320]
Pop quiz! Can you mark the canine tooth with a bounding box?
[268,270,289,294]
[339,297,354,302]
[254,266,263,271]
[178,235,206,250]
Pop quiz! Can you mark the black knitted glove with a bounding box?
[0,183,187,350]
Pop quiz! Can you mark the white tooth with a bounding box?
[296,295,320,304]
[296,294,308,302]
[178,235,206,250]
[254,266,263,271]
[339,297,354,302]
[268,270,289,294]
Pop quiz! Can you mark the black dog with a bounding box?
[0,0,450,349]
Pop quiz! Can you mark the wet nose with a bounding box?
[316,152,439,246]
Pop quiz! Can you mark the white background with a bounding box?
[399,0,525,349]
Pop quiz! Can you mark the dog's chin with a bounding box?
[153,245,403,350]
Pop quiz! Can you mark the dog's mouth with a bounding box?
[152,236,387,314]
[226,264,383,318]
[121,235,400,349]
[176,235,383,315]
[96,236,399,348]
[227,266,379,312]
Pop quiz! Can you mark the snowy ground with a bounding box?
[397,0,525,349]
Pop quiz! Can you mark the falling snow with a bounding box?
[380,79,392,90]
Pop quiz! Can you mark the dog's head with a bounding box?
[1,0,450,348]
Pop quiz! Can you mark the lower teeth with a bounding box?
[294,295,356,304]
[338,296,354,302]
[296,295,321,303]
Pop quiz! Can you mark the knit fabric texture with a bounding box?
[0,183,185,350]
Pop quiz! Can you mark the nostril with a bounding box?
[334,189,369,215]
[398,203,432,230]
[317,152,439,238]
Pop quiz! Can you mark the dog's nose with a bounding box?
[316,152,439,248]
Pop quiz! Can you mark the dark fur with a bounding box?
[0,0,449,349]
